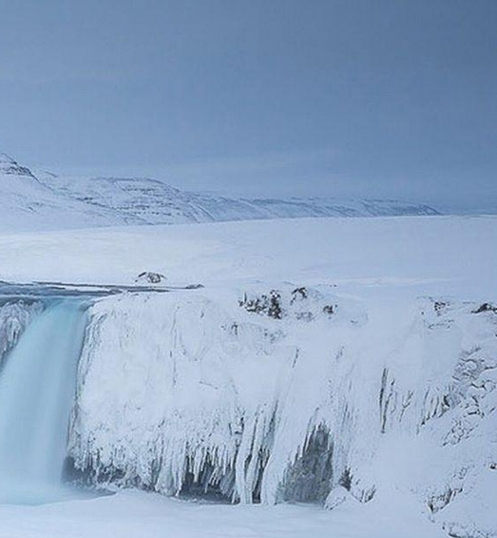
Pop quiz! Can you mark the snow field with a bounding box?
[0,215,495,537]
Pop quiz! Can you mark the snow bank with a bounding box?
[68,286,497,536]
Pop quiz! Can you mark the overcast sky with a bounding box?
[0,0,496,209]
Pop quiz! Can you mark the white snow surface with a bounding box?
[0,489,447,538]
[0,215,495,537]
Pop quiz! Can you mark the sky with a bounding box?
[0,0,496,210]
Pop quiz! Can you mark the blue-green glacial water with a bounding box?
[0,300,87,504]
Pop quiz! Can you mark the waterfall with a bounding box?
[0,299,87,504]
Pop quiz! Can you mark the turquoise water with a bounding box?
[0,300,87,504]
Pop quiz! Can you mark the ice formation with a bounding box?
[0,285,494,534]
[65,287,497,536]
[0,299,44,368]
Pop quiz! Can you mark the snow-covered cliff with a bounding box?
[67,286,497,537]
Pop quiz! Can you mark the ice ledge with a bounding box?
[65,287,497,536]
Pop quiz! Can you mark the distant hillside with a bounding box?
[0,153,123,232]
[39,173,439,225]
[0,152,439,232]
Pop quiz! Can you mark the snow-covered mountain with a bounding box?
[0,152,439,231]
[42,173,440,225]
[0,153,123,231]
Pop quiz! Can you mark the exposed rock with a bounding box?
[472,303,497,314]
[135,272,167,285]
[0,153,37,179]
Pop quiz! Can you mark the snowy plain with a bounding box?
[0,489,446,538]
[0,215,495,297]
[0,215,496,538]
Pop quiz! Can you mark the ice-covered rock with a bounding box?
[134,272,167,285]
[66,287,497,537]
[0,300,44,369]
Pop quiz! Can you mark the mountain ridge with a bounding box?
[0,151,440,231]
[38,169,440,225]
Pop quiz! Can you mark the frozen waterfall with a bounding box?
[0,300,87,504]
